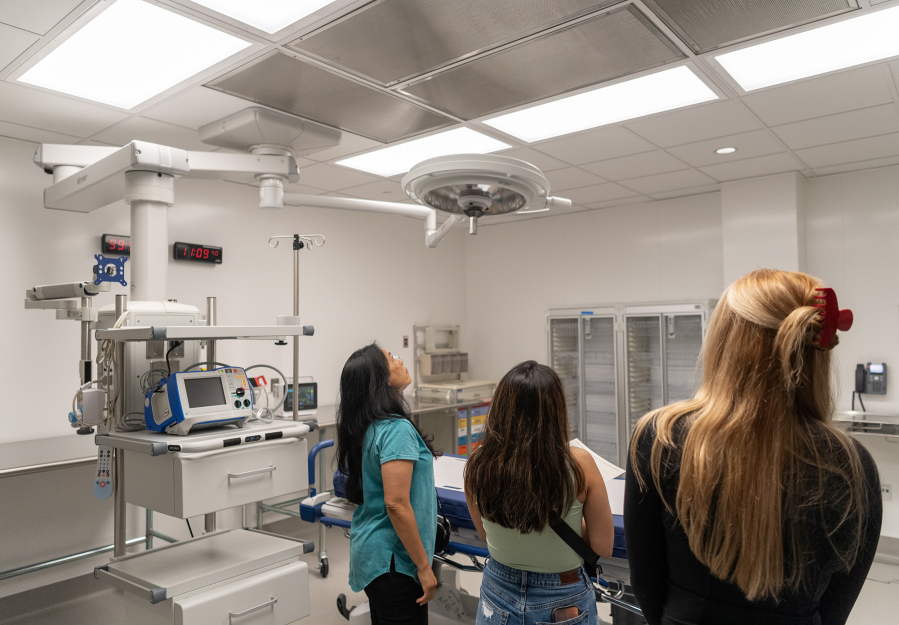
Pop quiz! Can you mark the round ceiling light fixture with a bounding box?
[402,154,571,234]
[715,147,737,155]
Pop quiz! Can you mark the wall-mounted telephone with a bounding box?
[855,363,887,395]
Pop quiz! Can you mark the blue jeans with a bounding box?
[476,559,598,625]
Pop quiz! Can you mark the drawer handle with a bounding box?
[230,596,277,620]
[228,466,276,479]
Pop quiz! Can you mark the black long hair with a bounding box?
[336,343,440,504]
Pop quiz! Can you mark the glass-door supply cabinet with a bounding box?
[549,302,715,467]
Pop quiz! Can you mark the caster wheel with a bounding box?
[320,557,329,578]
[337,593,355,620]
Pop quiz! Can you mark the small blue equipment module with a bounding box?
[145,367,254,436]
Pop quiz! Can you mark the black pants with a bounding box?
[364,557,427,625]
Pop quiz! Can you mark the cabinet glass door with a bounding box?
[626,316,662,439]
[549,318,581,439]
[582,316,617,463]
[664,314,704,403]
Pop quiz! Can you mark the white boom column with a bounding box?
[126,171,173,302]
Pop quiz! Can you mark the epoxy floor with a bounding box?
[0,517,895,625]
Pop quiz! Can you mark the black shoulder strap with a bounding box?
[549,516,600,571]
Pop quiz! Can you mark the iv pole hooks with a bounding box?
[268,234,326,249]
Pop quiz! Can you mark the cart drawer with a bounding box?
[175,560,309,625]
[175,437,307,518]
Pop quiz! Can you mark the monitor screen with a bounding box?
[284,383,317,411]
[184,376,227,408]
[869,363,884,374]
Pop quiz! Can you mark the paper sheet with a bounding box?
[569,438,625,482]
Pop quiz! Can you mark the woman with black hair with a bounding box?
[337,343,441,625]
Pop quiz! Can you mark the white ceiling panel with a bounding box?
[619,169,717,195]
[624,100,762,148]
[583,195,650,210]
[498,147,568,173]
[342,179,409,203]
[699,152,803,182]
[0,0,84,35]
[561,182,641,204]
[90,116,208,150]
[546,167,606,192]
[0,23,39,72]
[771,105,899,151]
[0,119,80,144]
[795,133,899,169]
[651,184,719,201]
[142,86,253,130]
[299,162,381,191]
[812,155,899,177]
[666,129,785,167]
[740,65,894,127]
[306,132,382,163]
[580,150,689,181]
[0,81,128,137]
[534,126,655,166]
[281,181,327,194]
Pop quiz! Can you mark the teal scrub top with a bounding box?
[348,418,436,592]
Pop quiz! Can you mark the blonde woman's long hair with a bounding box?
[631,269,868,602]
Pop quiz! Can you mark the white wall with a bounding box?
[463,193,724,382]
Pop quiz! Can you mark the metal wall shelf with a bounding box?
[834,411,899,438]
[95,324,310,342]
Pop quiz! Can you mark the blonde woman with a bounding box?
[625,269,881,625]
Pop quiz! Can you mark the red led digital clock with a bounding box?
[173,242,222,264]
[102,234,131,255]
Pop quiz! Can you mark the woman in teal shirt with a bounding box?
[337,343,441,625]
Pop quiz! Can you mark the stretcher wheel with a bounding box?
[320,557,329,578]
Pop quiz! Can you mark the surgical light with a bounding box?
[337,128,511,177]
[18,0,251,109]
[483,66,718,143]
[715,6,899,92]
[189,0,339,34]
[715,147,737,155]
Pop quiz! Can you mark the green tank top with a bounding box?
[481,498,585,573]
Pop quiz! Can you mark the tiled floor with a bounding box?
[1,518,895,625]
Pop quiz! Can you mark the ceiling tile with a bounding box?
[0,23,39,72]
[90,117,208,151]
[650,184,719,200]
[812,155,899,177]
[771,104,899,151]
[699,152,803,182]
[583,195,650,210]
[342,179,410,202]
[666,129,784,167]
[0,119,79,144]
[0,0,83,35]
[581,150,689,181]
[534,126,655,166]
[306,132,382,163]
[298,162,381,191]
[497,147,568,172]
[740,65,894,127]
[142,87,254,131]
[619,169,717,195]
[282,182,327,194]
[795,133,899,169]
[0,81,128,137]
[561,182,641,204]
[624,100,762,148]
[546,167,605,192]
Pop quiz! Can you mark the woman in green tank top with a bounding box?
[464,361,614,625]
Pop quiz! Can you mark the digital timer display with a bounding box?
[173,242,222,264]
[102,234,131,255]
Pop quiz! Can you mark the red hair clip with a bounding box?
[814,287,853,349]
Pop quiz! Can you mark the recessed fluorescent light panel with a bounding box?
[483,66,718,143]
[716,147,737,155]
[189,0,338,34]
[18,0,251,109]
[716,6,899,91]
[337,128,511,177]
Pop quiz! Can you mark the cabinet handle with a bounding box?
[230,596,277,619]
[228,466,276,479]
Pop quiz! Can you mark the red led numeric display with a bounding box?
[101,234,131,256]
[173,242,222,264]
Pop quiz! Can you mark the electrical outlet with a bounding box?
[883,484,892,501]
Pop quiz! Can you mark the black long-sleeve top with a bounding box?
[624,426,882,625]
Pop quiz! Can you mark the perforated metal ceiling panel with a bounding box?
[399,6,684,121]
[643,0,858,53]
[205,52,454,143]
[286,0,620,86]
